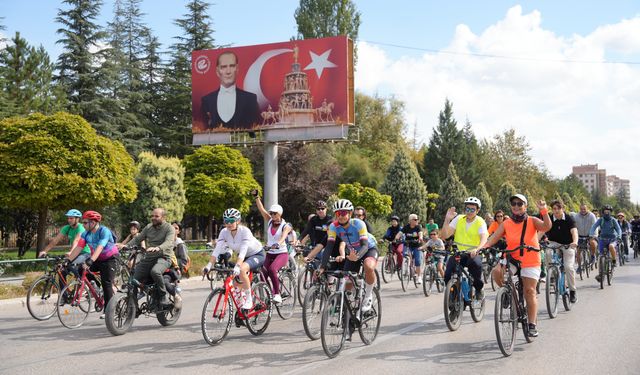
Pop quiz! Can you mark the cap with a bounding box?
[268,204,283,214]
[509,194,528,205]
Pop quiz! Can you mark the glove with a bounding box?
[233,265,241,276]
[85,258,94,268]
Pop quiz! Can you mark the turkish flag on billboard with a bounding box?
[192,36,353,137]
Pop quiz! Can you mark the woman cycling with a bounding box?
[488,210,508,250]
[484,194,551,337]
[202,208,265,309]
[254,193,292,305]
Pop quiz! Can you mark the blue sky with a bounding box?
[2,1,640,202]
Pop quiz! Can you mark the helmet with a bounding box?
[129,221,140,229]
[268,204,283,215]
[82,210,102,222]
[602,205,613,212]
[223,208,241,221]
[316,200,327,209]
[332,199,354,212]
[65,209,82,218]
[464,196,482,209]
[390,215,400,222]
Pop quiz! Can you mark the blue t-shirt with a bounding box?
[327,218,377,252]
[79,226,118,260]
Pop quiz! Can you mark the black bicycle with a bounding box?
[26,256,70,321]
[302,258,339,340]
[595,238,616,289]
[443,248,486,331]
[632,232,640,259]
[576,236,590,280]
[494,245,540,356]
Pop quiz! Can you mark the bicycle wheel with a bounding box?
[201,288,233,346]
[276,271,296,320]
[207,269,221,291]
[113,258,130,290]
[412,263,419,289]
[57,280,91,329]
[545,266,559,318]
[321,292,346,358]
[443,279,462,331]
[26,275,60,321]
[399,257,408,292]
[423,267,434,297]
[297,267,313,307]
[494,287,516,357]
[157,292,182,326]
[245,282,272,336]
[381,255,394,283]
[562,289,572,311]
[606,259,612,286]
[302,285,325,340]
[374,269,381,290]
[359,287,381,345]
[469,287,485,322]
[598,256,605,289]
[105,291,136,336]
[436,272,444,293]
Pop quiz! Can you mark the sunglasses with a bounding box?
[82,221,90,225]
[511,201,525,207]
[495,215,504,218]
[316,207,326,210]
[336,210,350,217]
[223,218,237,224]
[429,233,437,236]
[269,211,279,215]
[464,207,477,213]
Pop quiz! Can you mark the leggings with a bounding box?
[261,252,289,294]
[391,243,403,267]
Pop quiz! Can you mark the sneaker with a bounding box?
[173,294,183,309]
[569,291,577,304]
[416,278,422,285]
[595,274,602,282]
[475,289,484,301]
[99,314,105,320]
[242,294,253,310]
[361,296,373,312]
[576,266,582,274]
[272,294,283,304]
[160,294,171,307]
[528,323,538,337]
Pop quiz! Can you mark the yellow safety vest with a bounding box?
[453,214,485,251]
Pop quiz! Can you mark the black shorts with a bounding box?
[343,247,378,273]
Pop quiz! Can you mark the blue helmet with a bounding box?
[65,209,82,218]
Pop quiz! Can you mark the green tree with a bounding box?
[156,0,215,157]
[526,189,539,215]
[0,112,137,254]
[473,181,493,215]
[0,32,66,116]
[337,182,392,217]
[183,145,259,240]
[425,193,439,220]
[561,192,577,213]
[294,0,361,62]
[380,148,429,221]
[124,152,186,225]
[494,182,517,216]
[434,163,469,225]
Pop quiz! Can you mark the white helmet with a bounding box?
[332,199,354,212]
[223,208,241,221]
[464,196,482,209]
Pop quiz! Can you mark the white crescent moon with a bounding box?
[244,48,293,108]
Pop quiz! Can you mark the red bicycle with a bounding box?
[201,265,272,346]
[57,267,104,329]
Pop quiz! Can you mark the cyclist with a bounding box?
[39,209,90,267]
[573,204,598,268]
[487,210,507,250]
[383,215,403,270]
[126,208,176,307]
[589,205,622,279]
[484,194,551,337]
[354,206,374,234]
[631,214,640,254]
[299,200,332,258]
[421,230,445,279]
[319,199,379,312]
[440,197,488,301]
[255,194,293,305]
[66,210,120,316]
[395,213,424,284]
[425,218,439,235]
[616,212,631,261]
[544,200,579,303]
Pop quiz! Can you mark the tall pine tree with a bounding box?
[473,181,493,215]
[435,163,469,225]
[380,148,429,221]
[494,182,517,216]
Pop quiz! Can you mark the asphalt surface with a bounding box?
[1,257,640,375]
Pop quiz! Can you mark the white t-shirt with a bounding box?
[212,225,262,260]
[449,215,488,235]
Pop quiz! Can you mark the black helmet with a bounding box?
[316,200,327,209]
[129,221,140,229]
[390,215,400,222]
[602,205,613,212]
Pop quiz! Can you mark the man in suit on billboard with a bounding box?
[201,51,259,130]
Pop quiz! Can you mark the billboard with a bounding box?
[192,36,354,145]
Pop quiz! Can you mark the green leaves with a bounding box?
[337,182,392,217]
[435,163,469,224]
[380,148,428,221]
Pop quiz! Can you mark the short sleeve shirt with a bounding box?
[401,224,423,247]
[61,224,90,254]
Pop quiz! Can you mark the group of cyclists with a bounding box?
[36,189,638,353]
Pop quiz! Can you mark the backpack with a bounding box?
[98,225,118,245]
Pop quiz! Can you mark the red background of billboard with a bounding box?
[192,36,349,133]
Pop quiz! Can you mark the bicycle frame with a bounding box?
[451,252,474,303]
[75,268,104,309]
[214,270,268,322]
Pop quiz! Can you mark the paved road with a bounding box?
[2,258,640,375]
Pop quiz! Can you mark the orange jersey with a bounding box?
[503,217,540,268]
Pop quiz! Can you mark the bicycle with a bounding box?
[576,236,590,280]
[493,245,541,357]
[26,256,70,321]
[320,269,382,358]
[399,243,421,292]
[632,232,640,259]
[205,253,234,291]
[543,242,573,318]
[380,239,400,283]
[259,246,297,320]
[595,238,616,289]
[57,266,104,329]
[201,265,272,346]
[481,247,500,291]
[296,245,315,307]
[422,248,445,297]
[443,247,486,331]
[302,258,339,340]
[618,234,628,266]
[105,246,182,336]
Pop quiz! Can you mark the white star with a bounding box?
[304,49,338,79]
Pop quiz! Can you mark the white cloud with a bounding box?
[356,5,640,203]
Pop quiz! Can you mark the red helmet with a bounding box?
[82,210,102,222]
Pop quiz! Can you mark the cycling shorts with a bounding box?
[343,247,378,273]
[598,238,617,254]
[244,250,266,272]
[500,258,541,280]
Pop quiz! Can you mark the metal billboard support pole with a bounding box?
[263,142,278,239]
